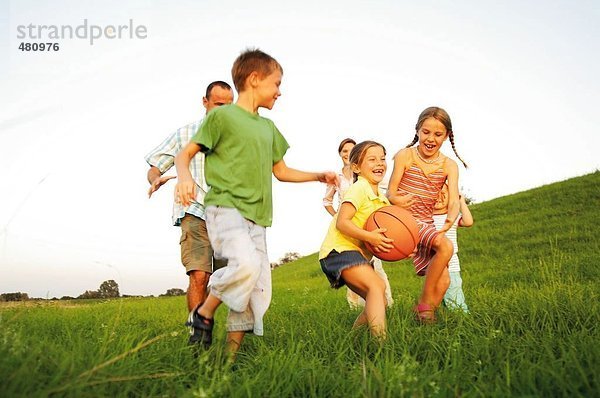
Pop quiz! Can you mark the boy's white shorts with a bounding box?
[205,206,271,336]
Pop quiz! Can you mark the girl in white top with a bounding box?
[323,138,393,308]
[432,183,473,312]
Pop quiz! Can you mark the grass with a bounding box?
[1,171,599,397]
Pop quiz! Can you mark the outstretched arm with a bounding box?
[174,142,201,206]
[147,166,176,198]
[272,159,338,185]
[386,149,415,208]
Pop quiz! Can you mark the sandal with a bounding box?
[414,303,436,324]
[185,304,214,348]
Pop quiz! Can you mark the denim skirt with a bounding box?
[319,250,370,289]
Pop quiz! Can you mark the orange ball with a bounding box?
[364,205,419,261]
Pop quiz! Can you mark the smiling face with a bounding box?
[352,145,387,187]
[255,69,282,110]
[339,142,355,166]
[417,117,448,160]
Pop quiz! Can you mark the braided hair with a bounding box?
[448,131,468,169]
[407,106,468,168]
[405,133,419,148]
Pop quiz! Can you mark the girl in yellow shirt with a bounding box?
[319,141,393,339]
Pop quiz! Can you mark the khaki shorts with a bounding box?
[179,214,226,274]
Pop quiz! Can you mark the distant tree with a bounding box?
[161,288,185,297]
[98,280,120,298]
[0,292,29,302]
[460,186,475,205]
[60,296,74,300]
[279,252,301,264]
[271,252,302,269]
[77,290,101,299]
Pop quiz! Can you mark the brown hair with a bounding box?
[231,48,283,92]
[348,140,386,182]
[337,138,356,154]
[405,106,468,168]
[205,81,232,99]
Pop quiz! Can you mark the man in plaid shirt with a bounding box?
[145,81,233,345]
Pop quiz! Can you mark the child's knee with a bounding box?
[434,236,453,257]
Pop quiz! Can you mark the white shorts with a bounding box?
[205,206,271,336]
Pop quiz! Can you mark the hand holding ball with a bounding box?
[364,206,419,261]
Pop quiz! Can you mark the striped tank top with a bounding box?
[397,150,447,224]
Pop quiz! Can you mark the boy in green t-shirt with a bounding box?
[175,49,337,355]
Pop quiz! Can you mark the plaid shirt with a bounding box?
[145,119,208,226]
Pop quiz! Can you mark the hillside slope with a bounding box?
[274,171,600,288]
[267,171,599,395]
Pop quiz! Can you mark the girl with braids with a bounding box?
[387,106,467,323]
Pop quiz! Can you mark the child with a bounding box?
[432,184,474,312]
[319,141,394,339]
[387,106,468,323]
[322,138,394,309]
[174,49,337,355]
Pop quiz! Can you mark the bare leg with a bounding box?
[187,270,211,311]
[197,293,222,319]
[420,235,453,307]
[353,310,368,328]
[434,268,450,306]
[225,331,246,360]
[372,258,394,307]
[341,265,387,339]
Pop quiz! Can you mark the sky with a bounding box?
[1,0,598,298]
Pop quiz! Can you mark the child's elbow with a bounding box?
[460,218,474,227]
[273,170,285,181]
[272,161,286,181]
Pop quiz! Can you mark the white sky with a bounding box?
[1,0,598,298]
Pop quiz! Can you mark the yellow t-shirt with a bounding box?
[319,176,390,259]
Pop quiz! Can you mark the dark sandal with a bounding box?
[185,305,214,347]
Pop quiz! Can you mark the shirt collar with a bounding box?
[356,176,387,202]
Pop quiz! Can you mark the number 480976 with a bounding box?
[18,42,60,51]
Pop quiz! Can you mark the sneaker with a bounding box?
[185,305,214,348]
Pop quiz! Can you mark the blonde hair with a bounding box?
[406,106,468,168]
[349,140,386,182]
[231,48,283,92]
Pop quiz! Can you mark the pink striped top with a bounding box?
[397,150,447,224]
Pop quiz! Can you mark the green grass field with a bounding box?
[1,172,599,397]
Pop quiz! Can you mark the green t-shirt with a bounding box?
[192,104,289,227]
